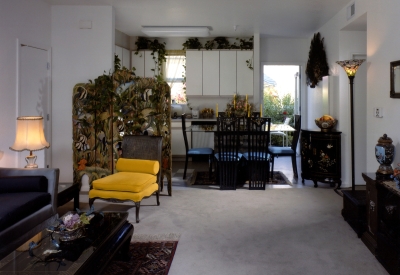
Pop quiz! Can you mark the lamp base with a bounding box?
[25,154,38,168]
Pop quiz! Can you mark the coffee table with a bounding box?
[0,211,134,275]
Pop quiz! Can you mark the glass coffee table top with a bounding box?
[0,211,131,275]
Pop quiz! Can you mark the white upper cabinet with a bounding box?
[220,51,237,96]
[122,48,130,69]
[115,45,130,69]
[202,51,219,96]
[131,50,158,77]
[185,50,253,96]
[236,51,254,95]
[186,51,203,96]
[131,51,145,76]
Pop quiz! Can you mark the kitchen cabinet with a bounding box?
[185,51,203,96]
[300,130,342,188]
[220,51,237,96]
[236,51,254,95]
[185,50,253,96]
[115,45,130,69]
[131,50,158,77]
[202,51,219,96]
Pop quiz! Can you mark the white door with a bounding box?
[18,43,51,168]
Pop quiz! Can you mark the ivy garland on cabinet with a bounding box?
[182,36,253,50]
[134,37,167,77]
[72,56,172,195]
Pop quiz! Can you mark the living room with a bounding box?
[0,0,399,274]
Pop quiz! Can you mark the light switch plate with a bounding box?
[374,107,383,118]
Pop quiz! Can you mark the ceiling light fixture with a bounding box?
[141,26,210,37]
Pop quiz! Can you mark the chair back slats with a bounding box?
[215,131,241,190]
[215,116,242,190]
[246,119,271,190]
[121,135,163,185]
[291,115,301,150]
[247,117,271,132]
[217,116,239,131]
[181,114,189,153]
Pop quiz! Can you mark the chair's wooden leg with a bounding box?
[89,198,95,207]
[208,155,212,180]
[291,155,298,178]
[183,154,189,179]
[270,156,275,180]
[156,191,160,206]
[135,202,140,223]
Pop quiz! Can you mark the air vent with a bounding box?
[347,3,355,20]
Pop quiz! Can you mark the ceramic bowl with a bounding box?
[315,118,338,132]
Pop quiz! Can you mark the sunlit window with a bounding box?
[164,52,186,103]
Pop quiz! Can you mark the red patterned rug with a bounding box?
[103,241,178,275]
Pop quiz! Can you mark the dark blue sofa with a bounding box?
[0,168,59,260]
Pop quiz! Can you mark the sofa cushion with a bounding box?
[92,172,157,193]
[116,158,159,175]
[0,192,51,231]
[0,176,48,193]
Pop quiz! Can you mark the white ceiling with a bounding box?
[43,0,358,38]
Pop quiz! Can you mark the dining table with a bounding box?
[186,123,296,133]
[185,122,296,184]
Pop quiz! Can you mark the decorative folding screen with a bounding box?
[72,68,172,194]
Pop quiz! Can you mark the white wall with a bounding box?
[0,0,51,168]
[51,5,114,182]
[313,0,368,187]
[366,0,400,173]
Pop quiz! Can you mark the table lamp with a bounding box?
[9,116,50,168]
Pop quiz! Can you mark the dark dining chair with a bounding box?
[243,117,272,190]
[268,115,301,179]
[214,116,243,190]
[181,114,214,180]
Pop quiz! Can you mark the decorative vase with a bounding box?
[375,133,395,174]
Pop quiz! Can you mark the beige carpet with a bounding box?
[66,183,388,275]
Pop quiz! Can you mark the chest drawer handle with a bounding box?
[369,200,375,212]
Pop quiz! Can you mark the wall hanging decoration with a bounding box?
[72,57,172,195]
[306,32,329,88]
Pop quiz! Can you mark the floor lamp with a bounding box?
[336,59,365,192]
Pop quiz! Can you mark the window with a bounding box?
[164,51,186,103]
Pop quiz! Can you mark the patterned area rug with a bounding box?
[103,240,178,275]
[192,171,291,185]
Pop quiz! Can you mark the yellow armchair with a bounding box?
[89,136,163,223]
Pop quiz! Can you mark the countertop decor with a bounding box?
[226,94,254,117]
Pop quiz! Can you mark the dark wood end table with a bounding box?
[58,182,81,210]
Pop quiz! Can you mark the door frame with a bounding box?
[16,39,52,168]
[260,62,306,122]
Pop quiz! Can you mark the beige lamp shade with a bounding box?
[10,116,50,152]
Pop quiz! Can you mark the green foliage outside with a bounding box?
[263,89,295,146]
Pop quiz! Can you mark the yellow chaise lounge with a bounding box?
[89,136,162,223]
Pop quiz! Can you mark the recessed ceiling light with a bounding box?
[141,26,210,37]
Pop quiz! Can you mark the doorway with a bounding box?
[262,65,300,145]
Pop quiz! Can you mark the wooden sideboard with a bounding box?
[300,130,342,188]
[362,173,400,275]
